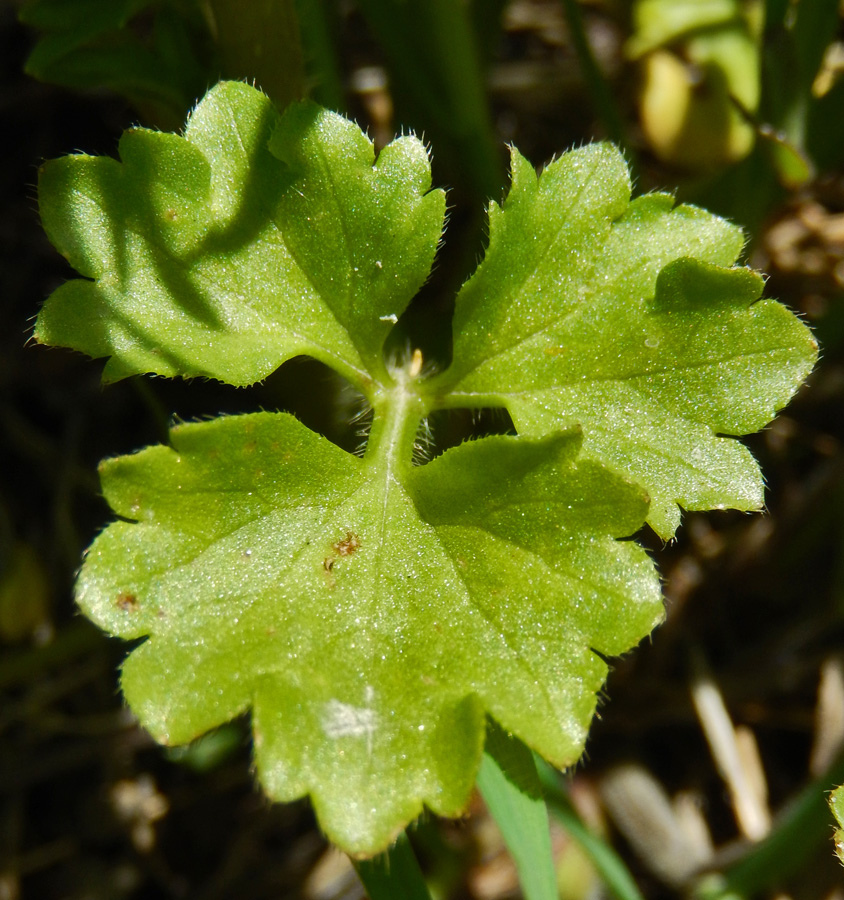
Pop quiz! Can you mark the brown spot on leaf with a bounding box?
[116,591,138,612]
[322,532,361,584]
[333,532,361,557]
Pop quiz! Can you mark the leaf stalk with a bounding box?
[364,352,429,479]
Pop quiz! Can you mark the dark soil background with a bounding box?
[3,2,844,898]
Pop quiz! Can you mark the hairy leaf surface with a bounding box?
[78,412,661,853]
[832,784,844,865]
[36,81,444,389]
[35,81,816,855]
[438,145,817,536]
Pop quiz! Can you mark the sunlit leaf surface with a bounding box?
[36,81,816,854]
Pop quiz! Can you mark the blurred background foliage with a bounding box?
[3,0,844,897]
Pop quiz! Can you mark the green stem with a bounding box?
[693,746,844,899]
[294,0,344,110]
[353,831,432,900]
[558,0,626,148]
[364,361,427,480]
[205,0,306,109]
[356,0,503,201]
[537,761,646,900]
[478,723,558,900]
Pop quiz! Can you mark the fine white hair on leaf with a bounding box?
[412,417,434,467]
[334,376,371,456]
[351,401,373,458]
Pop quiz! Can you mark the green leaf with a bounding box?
[626,0,745,58]
[353,832,432,899]
[477,722,557,900]
[438,143,817,537]
[831,784,844,866]
[537,761,646,900]
[36,81,445,390]
[19,0,150,36]
[20,0,211,128]
[34,82,815,856]
[77,410,661,854]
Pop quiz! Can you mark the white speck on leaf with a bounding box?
[322,688,377,753]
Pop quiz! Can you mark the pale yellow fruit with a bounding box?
[639,48,756,169]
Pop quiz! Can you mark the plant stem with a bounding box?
[356,0,503,201]
[205,0,306,108]
[558,0,626,148]
[353,831,432,900]
[294,0,345,110]
[693,746,844,899]
[478,722,558,900]
[364,354,428,479]
[537,761,646,900]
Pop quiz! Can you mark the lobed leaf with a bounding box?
[20,0,211,127]
[832,784,844,865]
[78,412,662,854]
[34,82,817,856]
[438,144,817,537]
[36,81,444,391]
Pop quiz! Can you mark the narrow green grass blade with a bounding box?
[558,0,626,149]
[355,0,503,200]
[694,747,844,899]
[477,721,558,900]
[294,0,344,110]
[353,832,432,900]
[537,761,646,900]
[206,0,305,109]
